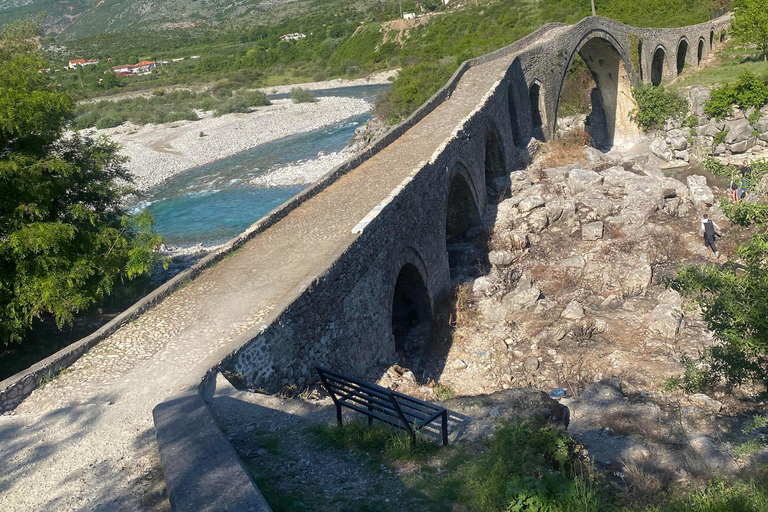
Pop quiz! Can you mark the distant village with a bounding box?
[50,30,315,75]
[41,55,202,75]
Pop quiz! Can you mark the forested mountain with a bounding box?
[0,0,362,40]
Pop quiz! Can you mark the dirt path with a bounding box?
[0,36,547,511]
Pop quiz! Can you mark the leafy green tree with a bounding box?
[0,19,163,345]
[667,165,768,397]
[731,0,768,61]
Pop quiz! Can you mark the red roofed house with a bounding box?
[68,58,99,69]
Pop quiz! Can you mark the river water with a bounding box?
[133,84,389,247]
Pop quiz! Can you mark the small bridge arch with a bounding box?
[676,36,689,75]
[651,45,668,86]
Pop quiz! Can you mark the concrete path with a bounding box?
[0,36,551,511]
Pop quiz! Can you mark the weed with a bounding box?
[222,370,245,388]
[733,439,765,461]
[622,285,645,300]
[433,383,455,400]
[742,415,768,434]
[252,428,281,455]
[571,320,598,345]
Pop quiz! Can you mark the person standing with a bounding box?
[700,214,721,258]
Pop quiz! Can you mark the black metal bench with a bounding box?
[316,366,448,445]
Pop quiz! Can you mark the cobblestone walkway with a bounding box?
[0,36,557,511]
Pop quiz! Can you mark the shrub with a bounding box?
[151,89,164,96]
[630,84,688,131]
[704,71,768,120]
[95,113,124,129]
[289,87,318,103]
[71,113,97,131]
[713,129,728,149]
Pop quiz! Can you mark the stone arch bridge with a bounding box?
[0,13,730,512]
[228,14,730,391]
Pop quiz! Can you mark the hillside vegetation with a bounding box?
[34,0,728,127]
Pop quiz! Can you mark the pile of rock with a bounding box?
[651,86,768,164]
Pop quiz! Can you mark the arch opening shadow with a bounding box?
[720,32,725,43]
[507,84,522,147]
[710,30,714,48]
[651,47,666,86]
[557,36,640,149]
[446,171,483,274]
[446,173,481,243]
[392,263,432,367]
[485,132,505,185]
[677,39,688,75]
[638,39,643,81]
[529,82,546,141]
[697,39,704,66]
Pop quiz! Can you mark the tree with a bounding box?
[667,163,768,398]
[731,0,768,62]
[0,19,163,345]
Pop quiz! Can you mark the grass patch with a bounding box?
[309,420,439,462]
[673,41,768,90]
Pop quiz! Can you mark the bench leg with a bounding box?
[336,404,343,427]
[367,405,373,426]
[441,410,448,446]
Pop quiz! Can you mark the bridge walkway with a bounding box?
[0,27,566,511]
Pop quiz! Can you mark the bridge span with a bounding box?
[0,14,730,512]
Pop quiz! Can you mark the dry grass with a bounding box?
[539,129,591,168]
[556,353,602,396]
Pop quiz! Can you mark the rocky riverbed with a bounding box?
[86,96,372,192]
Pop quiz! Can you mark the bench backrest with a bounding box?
[316,366,443,426]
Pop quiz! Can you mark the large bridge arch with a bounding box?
[554,29,640,148]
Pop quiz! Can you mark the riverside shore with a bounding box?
[90,95,372,192]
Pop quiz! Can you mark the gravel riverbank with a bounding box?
[88,95,372,192]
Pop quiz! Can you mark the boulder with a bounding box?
[687,86,711,117]
[509,230,529,250]
[518,195,545,213]
[729,138,756,154]
[669,136,688,151]
[558,255,585,272]
[687,175,715,209]
[713,143,726,155]
[620,257,652,295]
[442,389,570,440]
[725,119,752,144]
[526,209,549,233]
[489,250,515,267]
[675,149,690,162]
[472,275,494,295]
[567,168,603,195]
[561,300,585,320]
[581,221,604,241]
[645,304,682,339]
[755,118,768,133]
[700,120,725,137]
[650,138,673,161]
[501,270,541,311]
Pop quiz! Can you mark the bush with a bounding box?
[71,113,97,131]
[151,89,164,96]
[704,71,768,120]
[95,113,124,129]
[290,87,318,103]
[630,84,688,131]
